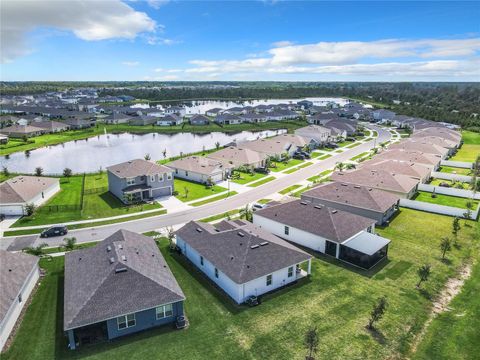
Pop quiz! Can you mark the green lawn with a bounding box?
[257,198,272,204]
[190,191,238,207]
[174,178,227,202]
[278,184,302,195]
[413,191,479,209]
[461,130,480,145]
[334,149,343,153]
[307,170,333,182]
[247,176,275,187]
[450,144,480,163]
[345,142,362,148]
[351,152,369,161]
[199,209,241,223]
[429,179,471,189]
[3,210,479,360]
[438,166,472,175]
[284,162,313,174]
[413,260,480,360]
[269,159,303,172]
[318,154,332,160]
[230,171,266,185]
[12,174,161,227]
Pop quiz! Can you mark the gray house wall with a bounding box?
[300,195,399,225]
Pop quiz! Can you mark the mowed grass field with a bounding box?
[450,130,480,163]
[3,209,479,360]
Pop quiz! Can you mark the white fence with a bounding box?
[419,183,480,200]
[399,199,479,219]
[432,171,472,183]
[441,160,473,169]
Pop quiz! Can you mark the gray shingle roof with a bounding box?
[254,199,375,243]
[302,181,400,213]
[0,250,39,323]
[175,220,311,284]
[64,230,185,330]
[0,176,59,204]
[107,159,171,178]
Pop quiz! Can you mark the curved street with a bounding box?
[1,125,390,249]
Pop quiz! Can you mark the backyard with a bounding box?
[449,131,480,163]
[438,166,472,175]
[11,173,162,227]
[413,191,479,209]
[3,209,479,360]
[174,178,227,202]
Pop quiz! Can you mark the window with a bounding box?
[266,274,272,286]
[175,169,178,174]
[185,171,189,177]
[156,304,174,319]
[159,174,164,181]
[167,173,172,180]
[200,256,204,266]
[18,293,22,303]
[150,175,155,182]
[126,178,135,185]
[215,268,219,278]
[117,313,136,330]
[284,226,289,235]
[288,267,294,278]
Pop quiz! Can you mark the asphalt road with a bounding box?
[3,125,390,249]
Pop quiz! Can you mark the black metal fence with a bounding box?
[83,186,108,195]
[41,204,82,213]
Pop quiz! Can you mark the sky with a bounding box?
[1,0,479,82]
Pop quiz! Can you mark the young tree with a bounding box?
[123,193,135,205]
[162,149,167,159]
[335,162,345,172]
[23,243,48,257]
[62,237,77,252]
[367,296,388,330]
[25,150,31,158]
[345,163,356,170]
[63,168,72,180]
[304,327,319,360]
[240,204,253,222]
[452,217,461,245]
[144,153,151,161]
[416,264,431,288]
[165,226,175,250]
[440,237,452,260]
[34,167,43,176]
[206,176,214,188]
[183,186,189,199]
[215,141,221,150]
[24,203,36,216]
[2,166,9,177]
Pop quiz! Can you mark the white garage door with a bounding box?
[0,205,24,216]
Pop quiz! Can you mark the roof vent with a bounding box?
[260,242,268,246]
[331,210,338,214]
[107,245,112,252]
[121,255,127,261]
[314,205,323,209]
[238,232,245,237]
[118,244,123,250]
[196,228,203,233]
[115,267,127,273]
[341,183,348,186]
[109,257,115,264]
[300,201,308,205]
[250,244,260,249]
[354,185,360,189]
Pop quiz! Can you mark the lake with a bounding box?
[1,129,285,175]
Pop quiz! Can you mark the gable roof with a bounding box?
[302,181,400,213]
[0,176,59,204]
[175,220,311,284]
[107,159,171,178]
[0,251,38,323]
[64,230,185,330]
[254,199,375,243]
[166,156,232,175]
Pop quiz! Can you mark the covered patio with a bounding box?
[340,232,391,269]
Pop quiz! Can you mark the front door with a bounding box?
[325,241,337,257]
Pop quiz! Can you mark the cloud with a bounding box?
[1,0,156,63]
[147,0,169,9]
[122,61,140,66]
[271,40,294,47]
[178,38,480,80]
[146,36,181,45]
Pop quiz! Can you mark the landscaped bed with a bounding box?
[429,179,471,189]
[190,191,238,207]
[174,178,227,202]
[307,170,333,182]
[284,162,313,174]
[269,159,303,172]
[350,151,370,161]
[413,191,479,209]
[230,171,266,185]
[278,184,302,195]
[3,209,478,360]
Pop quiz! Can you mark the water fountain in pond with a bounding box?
[104,127,110,147]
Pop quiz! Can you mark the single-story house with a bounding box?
[410,136,459,156]
[164,106,186,117]
[128,115,157,126]
[104,113,132,124]
[294,125,332,145]
[374,149,442,170]
[223,107,246,115]
[307,112,339,125]
[214,114,243,125]
[157,114,183,126]
[31,120,70,132]
[331,168,420,199]
[372,109,396,122]
[205,108,223,117]
[389,140,450,159]
[273,134,310,150]
[175,220,312,304]
[0,176,60,216]
[0,124,45,138]
[253,199,391,269]
[361,159,432,183]
[106,159,174,203]
[64,118,95,129]
[243,138,296,160]
[64,230,186,350]
[0,134,8,144]
[411,127,462,145]
[239,113,268,123]
[0,251,40,352]
[166,156,233,184]
[207,146,268,169]
[265,110,298,121]
[189,114,210,125]
[301,182,400,225]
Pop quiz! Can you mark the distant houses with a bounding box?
[175,220,312,304]
[0,251,40,352]
[64,230,186,350]
[106,159,174,204]
[0,176,60,216]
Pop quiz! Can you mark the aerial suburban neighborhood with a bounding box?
[0,1,479,360]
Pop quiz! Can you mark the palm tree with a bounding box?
[62,237,77,252]
[162,149,167,159]
[335,162,345,172]
[345,163,356,170]
[144,153,151,161]
[215,141,221,150]
[240,204,253,222]
[23,243,48,257]
[416,264,431,288]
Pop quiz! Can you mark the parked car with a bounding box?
[245,295,259,307]
[345,137,356,142]
[252,203,266,211]
[300,151,311,159]
[325,143,339,149]
[293,154,305,160]
[40,225,68,238]
[254,167,270,174]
